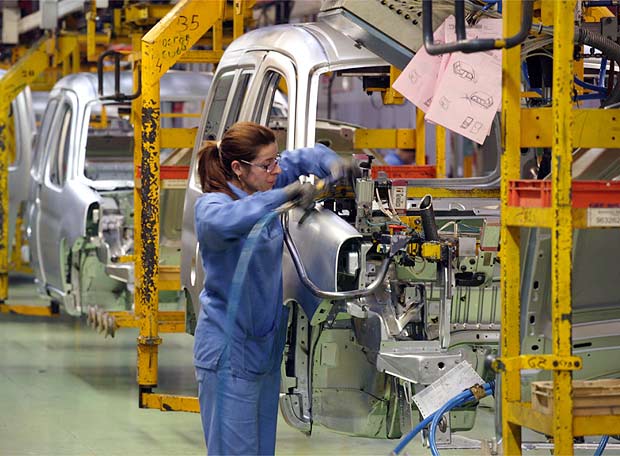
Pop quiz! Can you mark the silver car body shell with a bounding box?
[27,71,211,308]
[182,21,500,321]
[182,23,389,316]
[181,22,502,439]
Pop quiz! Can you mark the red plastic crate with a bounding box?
[160,165,189,180]
[371,165,436,180]
[135,165,190,180]
[508,180,620,208]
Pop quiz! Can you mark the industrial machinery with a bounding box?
[279,172,501,441]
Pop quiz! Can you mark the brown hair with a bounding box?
[197,122,276,199]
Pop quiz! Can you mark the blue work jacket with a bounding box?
[193,144,339,380]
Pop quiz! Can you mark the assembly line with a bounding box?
[1,1,620,455]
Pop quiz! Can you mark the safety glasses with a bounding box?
[240,154,281,174]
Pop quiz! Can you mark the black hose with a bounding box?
[419,195,440,242]
[423,0,534,55]
[575,27,620,106]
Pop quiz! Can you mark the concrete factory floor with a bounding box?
[1,273,619,455]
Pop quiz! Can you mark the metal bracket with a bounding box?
[97,49,141,102]
[137,335,162,346]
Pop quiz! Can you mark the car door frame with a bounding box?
[181,52,266,326]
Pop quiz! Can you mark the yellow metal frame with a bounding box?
[382,66,404,105]
[0,36,53,303]
[498,2,620,453]
[109,310,184,333]
[521,108,620,148]
[0,303,58,317]
[135,0,250,412]
[416,108,426,165]
[435,125,446,177]
[406,187,499,199]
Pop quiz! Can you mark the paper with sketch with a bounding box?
[426,18,503,144]
[392,19,450,113]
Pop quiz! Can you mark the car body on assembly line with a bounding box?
[180,22,503,442]
[25,70,212,317]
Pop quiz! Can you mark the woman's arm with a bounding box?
[275,144,340,187]
[195,189,288,249]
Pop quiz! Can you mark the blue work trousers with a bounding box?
[196,366,281,455]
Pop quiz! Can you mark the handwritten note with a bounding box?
[394,17,503,145]
[393,19,449,113]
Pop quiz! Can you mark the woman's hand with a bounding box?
[283,181,321,211]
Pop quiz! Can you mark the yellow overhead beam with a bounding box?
[354,129,416,149]
[521,108,620,148]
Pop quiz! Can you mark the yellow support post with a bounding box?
[137,0,226,390]
[0,36,51,302]
[233,0,245,39]
[57,35,80,77]
[383,66,404,105]
[86,1,97,62]
[500,1,523,454]
[435,125,445,177]
[550,2,575,453]
[416,108,426,165]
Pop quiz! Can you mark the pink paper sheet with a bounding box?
[394,17,503,145]
[392,19,450,113]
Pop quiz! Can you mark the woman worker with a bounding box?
[193,121,343,455]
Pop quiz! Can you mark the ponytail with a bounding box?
[197,141,237,200]
[196,122,276,200]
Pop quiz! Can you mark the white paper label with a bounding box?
[587,208,620,227]
[413,360,484,418]
[392,186,407,211]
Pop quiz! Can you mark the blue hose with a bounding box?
[391,413,435,455]
[392,382,494,456]
[574,76,607,93]
[429,383,494,456]
[595,435,609,456]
